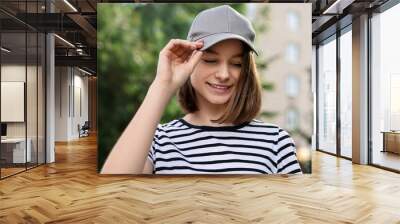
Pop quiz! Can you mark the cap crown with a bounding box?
[187,5,256,43]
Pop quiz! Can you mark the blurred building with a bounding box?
[248,4,312,149]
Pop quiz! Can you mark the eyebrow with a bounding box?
[204,49,243,58]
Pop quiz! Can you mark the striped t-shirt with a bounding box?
[147,118,302,174]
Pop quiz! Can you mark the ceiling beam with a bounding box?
[55,55,96,71]
[67,13,97,46]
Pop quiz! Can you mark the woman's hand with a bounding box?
[153,39,203,93]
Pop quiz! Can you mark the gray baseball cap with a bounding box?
[187,5,259,56]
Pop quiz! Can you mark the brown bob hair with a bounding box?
[177,43,262,125]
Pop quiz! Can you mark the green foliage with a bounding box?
[259,111,278,118]
[97,3,248,170]
[252,6,276,120]
[261,81,274,91]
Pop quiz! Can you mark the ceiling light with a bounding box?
[78,67,93,76]
[54,34,75,48]
[76,48,84,55]
[1,47,11,53]
[63,0,78,12]
[322,0,354,15]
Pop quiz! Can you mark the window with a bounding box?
[286,43,300,64]
[317,36,337,154]
[287,11,300,32]
[371,3,400,171]
[339,28,352,158]
[390,75,400,130]
[286,108,299,131]
[286,74,300,97]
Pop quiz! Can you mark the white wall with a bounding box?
[54,66,89,141]
[55,66,69,141]
[1,66,26,135]
[1,65,40,137]
[72,72,89,138]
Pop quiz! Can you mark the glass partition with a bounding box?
[0,1,46,179]
[1,30,28,177]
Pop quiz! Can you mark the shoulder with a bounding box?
[246,119,281,133]
[159,119,181,128]
[247,119,294,142]
[154,119,186,135]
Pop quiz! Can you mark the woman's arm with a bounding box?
[100,39,203,174]
[100,82,173,174]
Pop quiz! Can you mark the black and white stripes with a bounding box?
[147,119,302,174]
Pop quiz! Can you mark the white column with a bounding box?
[46,1,55,163]
[352,14,369,164]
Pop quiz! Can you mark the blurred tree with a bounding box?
[97,3,250,170]
[251,5,277,122]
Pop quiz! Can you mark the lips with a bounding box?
[206,82,232,94]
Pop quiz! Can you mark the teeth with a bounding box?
[209,83,229,89]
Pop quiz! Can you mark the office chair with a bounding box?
[79,121,90,138]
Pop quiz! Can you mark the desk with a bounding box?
[1,138,31,163]
[381,131,400,154]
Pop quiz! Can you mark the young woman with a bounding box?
[101,5,303,175]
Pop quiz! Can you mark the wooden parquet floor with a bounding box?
[1,134,400,224]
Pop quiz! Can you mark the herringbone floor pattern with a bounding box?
[1,134,400,223]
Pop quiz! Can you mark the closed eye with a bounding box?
[203,59,217,63]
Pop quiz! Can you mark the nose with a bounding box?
[215,63,230,81]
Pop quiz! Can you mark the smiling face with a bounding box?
[190,39,244,107]
[178,38,262,125]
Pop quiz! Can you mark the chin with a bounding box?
[195,85,236,106]
[204,95,232,105]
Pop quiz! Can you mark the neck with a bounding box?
[184,98,231,126]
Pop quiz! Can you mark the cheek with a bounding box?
[190,71,210,96]
[189,72,204,95]
[189,71,199,87]
[190,66,209,85]
[231,69,242,83]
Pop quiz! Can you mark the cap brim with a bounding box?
[197,33,259,56]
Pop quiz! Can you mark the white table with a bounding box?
[1,138,32,163]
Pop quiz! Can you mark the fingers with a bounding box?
[162,39,203,58]
[171,39,203,52]
[175,42,203,59]
[178,40,203,61]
